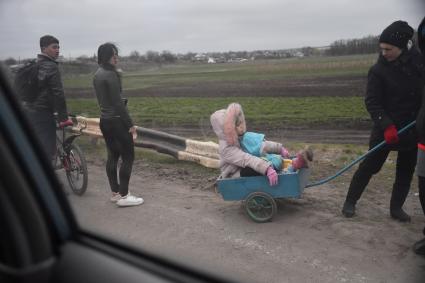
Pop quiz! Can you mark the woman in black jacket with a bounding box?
[342,21,425,222]
[93,43,143,207]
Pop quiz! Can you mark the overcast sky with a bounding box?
[0,0,424,60]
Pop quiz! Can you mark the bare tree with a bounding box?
[129,50,141,62]
[160,50,176,63]
[3,57,17,65]
[327,35,379,56]
[145,50,160,63]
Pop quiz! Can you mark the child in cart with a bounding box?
[210,102,313,186]
[240,131,312,173]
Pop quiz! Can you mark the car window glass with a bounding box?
[1,1,425,282]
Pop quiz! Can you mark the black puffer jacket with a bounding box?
[366,47,425,150]
[28,54,68,121]
[415,17,425,144]
[93,65,133,129]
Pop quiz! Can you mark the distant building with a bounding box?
[193,53,207,62]
[293,51,304,58]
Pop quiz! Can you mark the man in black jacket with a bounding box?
[413,16,425,255]
[23,35,72,160]
[342,21,425,222]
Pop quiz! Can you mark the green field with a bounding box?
[68,96,369,128]
[65,54,374,128]
[63,54,376,90]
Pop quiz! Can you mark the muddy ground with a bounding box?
[66,148,425,283]
[65,139,425,283]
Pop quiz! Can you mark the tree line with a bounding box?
[5,33,422,66]
[325,35,380,56]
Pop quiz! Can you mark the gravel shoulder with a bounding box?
[64,145,425,283]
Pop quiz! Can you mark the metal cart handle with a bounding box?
[305,120,416,188]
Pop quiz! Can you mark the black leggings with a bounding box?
[100,118,134,196]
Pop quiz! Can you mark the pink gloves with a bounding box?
[281,147,290,158]
[59,119,73,128]
[266,166,278,186]
[384,124,399,144]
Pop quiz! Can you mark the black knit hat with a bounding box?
[379,20,414,49]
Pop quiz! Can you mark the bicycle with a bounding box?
[54,116,88,195]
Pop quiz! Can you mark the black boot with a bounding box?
[390,184,411,222]
[342,201,356,218]
[390,208,411,222]
[413,237,425,255]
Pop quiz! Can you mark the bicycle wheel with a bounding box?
[65,143,88,195]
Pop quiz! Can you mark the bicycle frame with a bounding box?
[56,128,75,170]
[54,119,89,195]
[55,118,86,169]
[62,131,81,154]
[56,118,86,152]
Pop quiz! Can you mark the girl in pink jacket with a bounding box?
[210,103,312,186]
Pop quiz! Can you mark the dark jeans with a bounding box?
[24,109,56,160]
[345,145,417,210]
[100,118,134,196]
[419,176,425,216]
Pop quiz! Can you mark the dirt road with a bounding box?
[64,156,425,283]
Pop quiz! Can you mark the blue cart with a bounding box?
[216,121,416,222]
[217,169,311,222]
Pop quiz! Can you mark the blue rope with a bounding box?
[305,120,416,188]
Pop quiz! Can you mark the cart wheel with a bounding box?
[244,192,277,223]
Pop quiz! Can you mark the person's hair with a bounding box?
[40,35,59,48]
[97,42,121,90]
[97,42,118,66]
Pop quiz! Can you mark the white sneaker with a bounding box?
[116,194,144,207]
[110,193,121,203]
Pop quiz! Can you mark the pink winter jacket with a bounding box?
[210,109,282,178]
